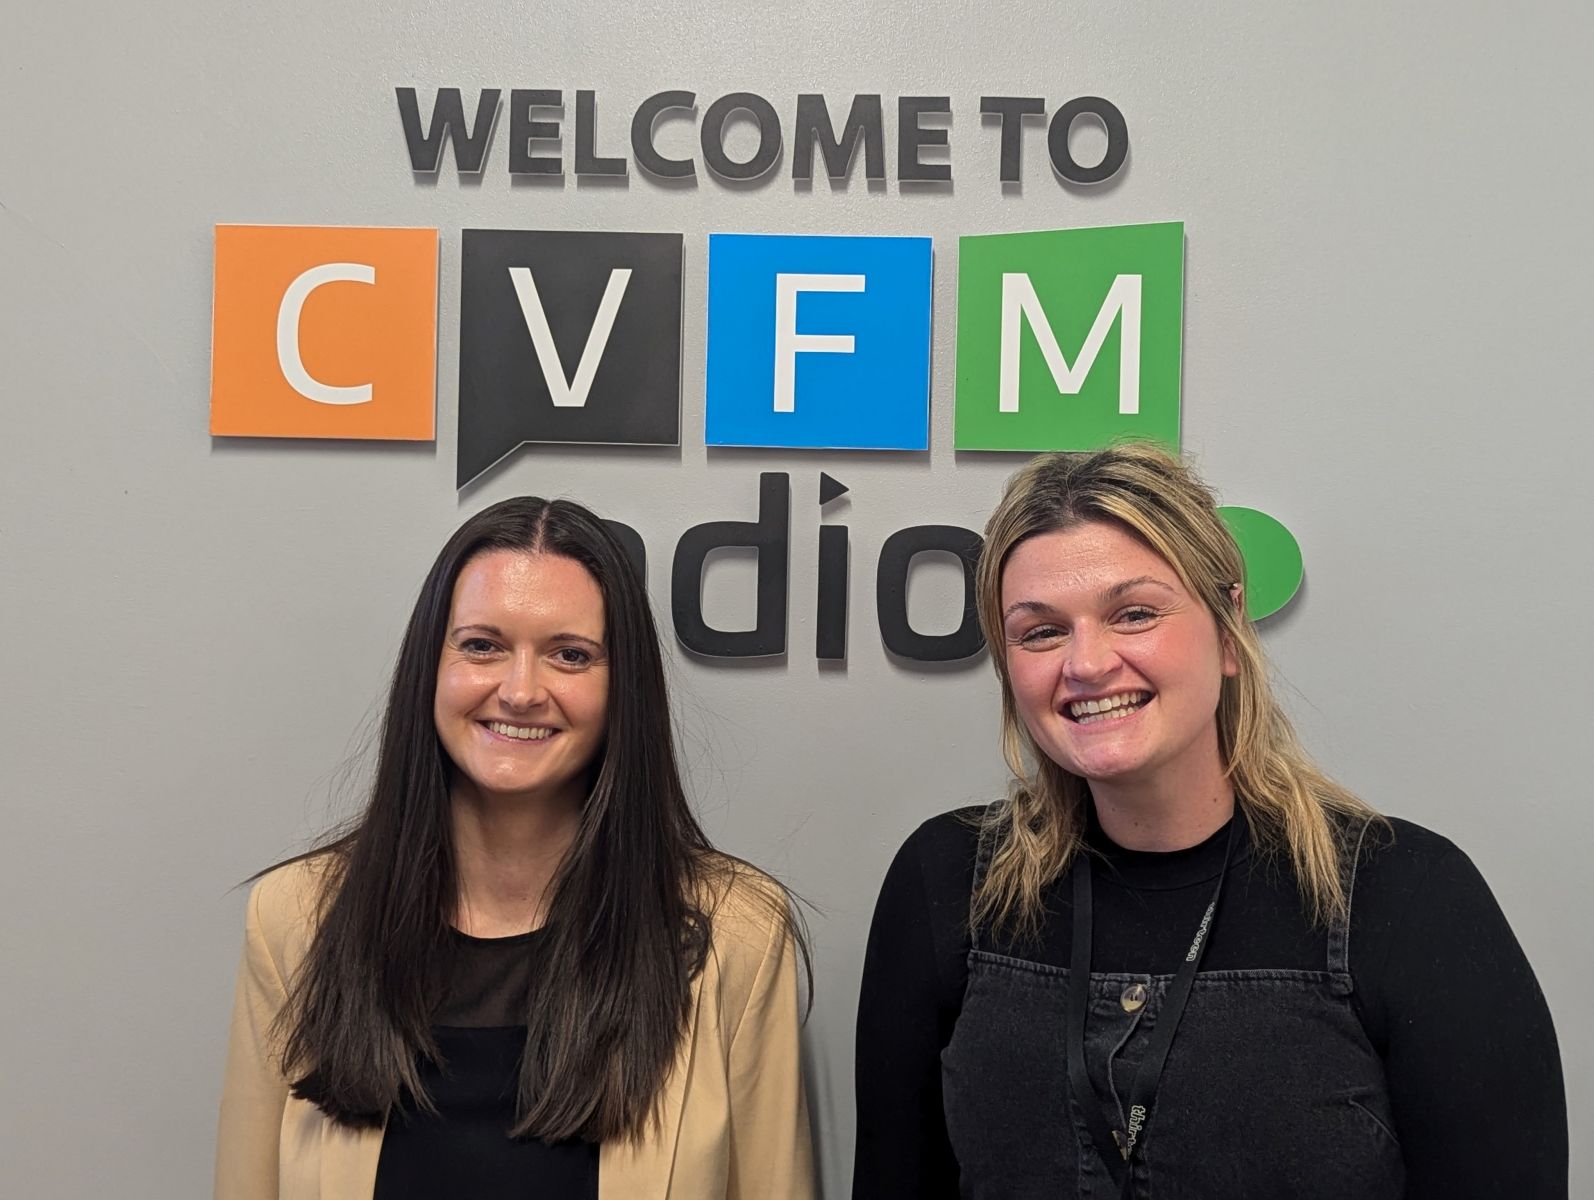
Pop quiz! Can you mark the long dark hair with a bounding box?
[274,497,721,1142]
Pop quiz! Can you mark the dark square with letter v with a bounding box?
[457,229,683,486]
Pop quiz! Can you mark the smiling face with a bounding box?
[999,521,1237,804]
[433,550,610,810]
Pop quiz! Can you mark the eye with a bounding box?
[553,646,594,667]
[459,637,500,656]
[1013,624,1066,649]
[1116,606,1160,627]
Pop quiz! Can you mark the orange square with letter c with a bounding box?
[210,225,438,439]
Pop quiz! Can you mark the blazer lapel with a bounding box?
[600,978,705,1199]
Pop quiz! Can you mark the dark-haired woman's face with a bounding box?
[433,550,609,810]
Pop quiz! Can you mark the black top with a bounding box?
[852,807,1567,1200]
[373,927,599,1200]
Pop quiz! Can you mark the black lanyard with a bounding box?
[1065,817,1239,1196]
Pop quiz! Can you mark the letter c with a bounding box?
[276,262,376,405]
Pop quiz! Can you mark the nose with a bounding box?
[1064,622,1121,684]
[498,651,549,711]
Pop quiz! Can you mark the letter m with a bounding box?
[395,88,502,173]
[999,273,1142,415]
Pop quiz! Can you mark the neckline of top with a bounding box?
[447,924,548,947]
[1084,809,1254,891]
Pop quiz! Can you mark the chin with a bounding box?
[1050,747,1147,785]
[456,768,543,800]
[1077,763,1148,788]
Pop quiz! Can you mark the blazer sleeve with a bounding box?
[214,872,295,1200]
[722,881,816,1200]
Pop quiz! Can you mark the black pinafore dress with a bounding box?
[940,821,1406,1199]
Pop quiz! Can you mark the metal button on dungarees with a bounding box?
[1120,982,1149,1013]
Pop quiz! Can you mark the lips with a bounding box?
[482,720,556,742]
[1064,690,1153,725]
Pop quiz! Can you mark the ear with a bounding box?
[1221,584,1244,678]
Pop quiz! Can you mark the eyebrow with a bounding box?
[1101,575,1178,603]
[451,624,505,639]
[1002,576,1178,621]
[553,633,606,651]
[1001,599,1055,621]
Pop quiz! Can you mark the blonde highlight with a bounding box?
[972,442,1382,940]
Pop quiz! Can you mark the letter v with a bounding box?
[508,266,633,407]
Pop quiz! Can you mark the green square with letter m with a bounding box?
[954,221,1184,451]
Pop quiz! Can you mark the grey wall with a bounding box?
[4,1,1590,1194]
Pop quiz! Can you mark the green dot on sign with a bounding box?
[1218,507,1303,621]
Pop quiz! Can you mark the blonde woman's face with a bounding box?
[998,522,1237,795]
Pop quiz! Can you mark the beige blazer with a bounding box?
[215,857,814,1199]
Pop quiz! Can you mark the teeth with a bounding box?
[1069,691,1150,723]
[488,721,553,741]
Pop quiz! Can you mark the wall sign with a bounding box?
[704,233,934,450]
[210,217,1306,647]
[395,88,1129,188]
[209,218,1305,651]
[955,222,1183,452]
[457,229,684,485]
[637,471,984,662]
[209,225,437,439]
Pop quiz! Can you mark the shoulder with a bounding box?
[1361,815,1463,860]
[865,806,988,949]
[891,805,988,880]
[692,856,805,1038]
[878,805,988,905]
[859,810,985,1012]
[1350,815,1513,962]
[1352,815,1475,900]
[695,854,798,962]
[243,853,341,963]
[1345,816,1554,1078]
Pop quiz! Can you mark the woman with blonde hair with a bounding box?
[853,444,1564,1199]
[217,496,812,1199]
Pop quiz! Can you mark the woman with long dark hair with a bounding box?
[853,444,1565,1198]
[216,497,812,1199]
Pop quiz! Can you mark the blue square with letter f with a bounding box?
[704,233,933,450]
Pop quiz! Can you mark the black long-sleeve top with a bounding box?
[373,926,598,1199]
[852,808,1567,1199]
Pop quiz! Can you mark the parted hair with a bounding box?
[972,442,1381,938]
[267,497,784,1144]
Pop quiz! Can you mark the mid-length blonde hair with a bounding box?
[973,442,1381,938]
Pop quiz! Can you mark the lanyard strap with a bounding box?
[1066,817,1239,1194]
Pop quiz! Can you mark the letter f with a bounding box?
[772,273,865,413]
